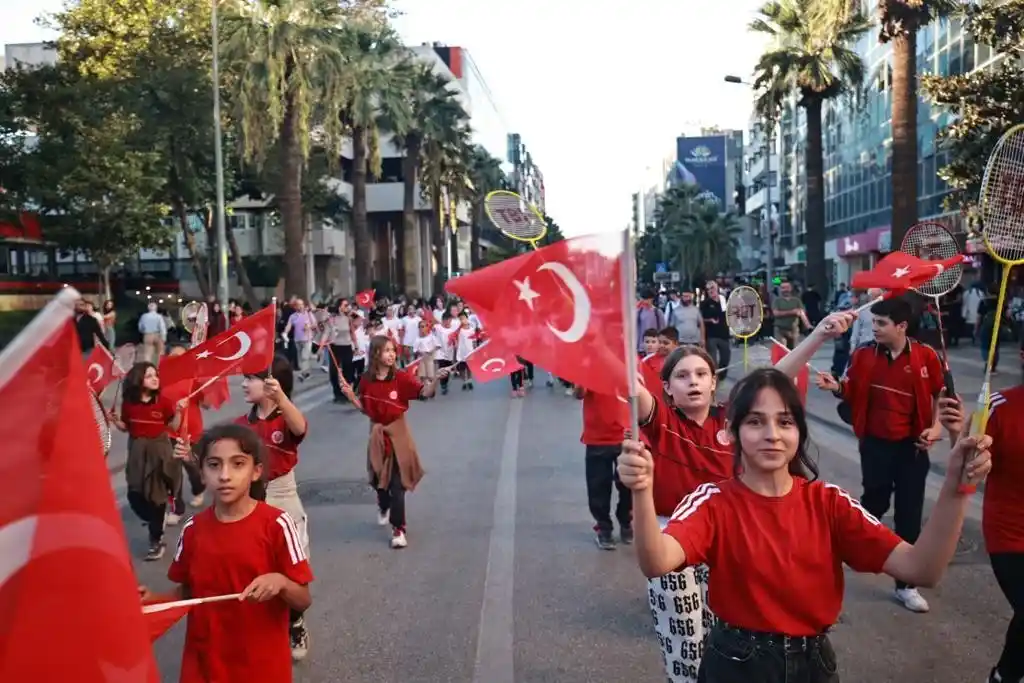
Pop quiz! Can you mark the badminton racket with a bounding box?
[965,123,1024,492]
[484,190,548,249]
[107,343,137,412]
[725,285,764,372]
[900,221,963,396]
[90,387,112,456]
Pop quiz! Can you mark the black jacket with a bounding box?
[75,313,107,353]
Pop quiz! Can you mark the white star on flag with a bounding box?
[196,350,212,359]
[514,277,540,310]
[892,266,911,278]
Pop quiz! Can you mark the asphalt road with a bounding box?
[121,352,1013,683]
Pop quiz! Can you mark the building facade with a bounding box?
[777,11,985,292]
[738,113,781,276]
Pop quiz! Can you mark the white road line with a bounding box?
[472,398,521,683]
[109,385,336,510]
[812,426,983,522]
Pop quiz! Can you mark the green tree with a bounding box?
[421,122,473,293]
[650,185,741,285]
[750,0,870,295]
[0,63,174,298]
[466,145,508,269]
[921,0,1024,218]
[219,0,350,299]
[538,213,565,246]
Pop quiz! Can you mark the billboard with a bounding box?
[675,136,728,211]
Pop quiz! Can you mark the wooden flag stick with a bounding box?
[143,593,243,614]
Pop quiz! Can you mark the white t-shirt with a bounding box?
[414,333,439,359]
[383,317,403,343]
[353,328,370,362]
[455,326,476,362]
[436,321,460,362]
[401,315,421,346]
[433,307,445,323]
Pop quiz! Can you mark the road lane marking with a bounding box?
[472,399,521,683]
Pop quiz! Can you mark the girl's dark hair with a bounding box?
[363,335,396,383]
[196,423,267,500]
[123,361,158,404]
[102,299,114,312]
[726,368,818,481]
[244,355,294,398]
[660,345,718,384]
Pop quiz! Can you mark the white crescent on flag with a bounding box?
[481,358,506,373]
[536,261,591,344]
[87,363,104,385]
[198,331,252,362]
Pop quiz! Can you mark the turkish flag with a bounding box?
[851,251,966,291]
[465,341,523,382]
[142,600,191,642]
[0,291,159,680]
[84,342,116,394]
[446,232,628,397]
[355,289,376,308]
[203,375,231,409]
[160,304,276,386]
[771,343,809,404]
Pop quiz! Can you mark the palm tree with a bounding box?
[393,62,471,289]
[655,185,741,283]
[339,22,414,291]
[219,0,349,299]
[466,145,507,268]
[420,122,473,293]
[750,0,871,294]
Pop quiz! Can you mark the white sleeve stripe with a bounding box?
[281,513,307,562]
[275,514,305,564]
[824,483,882,527]
[174,517,195,562]
[669,483,719,523]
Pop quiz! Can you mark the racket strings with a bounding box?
[900,222,963,297]
[485,192,546,241]
[725,287,764,337]
[982,138,1024,263]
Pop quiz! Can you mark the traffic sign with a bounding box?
[653,271,681,283]
[655,262,668,274]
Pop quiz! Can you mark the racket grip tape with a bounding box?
[957,445,978,495]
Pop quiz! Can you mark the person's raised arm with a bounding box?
[774,310,856,379]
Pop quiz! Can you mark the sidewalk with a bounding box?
[103,370,332,475]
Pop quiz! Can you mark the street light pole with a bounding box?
[724,74,774,301]
[211,0,229,309]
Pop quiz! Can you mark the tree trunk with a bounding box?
[225,223,259,309]
[890,32,919,251]
[430,188,445,295]
[449,199,460,275]
[803,97,828,294]
[470,200,483,270]
[278,92,307,299]
[352,126,373,291]
[174,198,211,299]
[401,138,420,294]
[101,264,112,302]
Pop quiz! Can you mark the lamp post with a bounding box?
[211,0,229,309]
[725,75,774,301]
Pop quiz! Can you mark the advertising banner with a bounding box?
[675,136,728,211]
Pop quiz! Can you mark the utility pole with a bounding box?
[763,119,775,304]
[212,0,229,308]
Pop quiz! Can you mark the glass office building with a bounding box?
[776,11,996,286]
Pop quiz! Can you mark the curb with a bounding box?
[804,408,984,492]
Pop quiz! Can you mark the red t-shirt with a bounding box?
[580,390,629,446]
[169,503,314,683]
[121,394,175,439]
[640,396,731,517]
[984,386,1024,553]
[357,369,423,425]
[665,477,901,636]
[234,408,307,481]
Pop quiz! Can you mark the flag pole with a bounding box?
[620,228,640,438]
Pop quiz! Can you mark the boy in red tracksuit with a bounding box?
[576,386,631,550]
[817,297,952,614]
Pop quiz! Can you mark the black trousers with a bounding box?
[706,337,732,380]
[991,552,1024,681]
[172,458,205,515]
[438,359,455,390]
[858,436,930,589]
[585,445,631,531]
[127,490,166,545]
[510,369,524,390]
[698,622,839,683]
[522,361,535,382]
[375,460,406,530]
[328,344,355,399]
[351,359,365,392]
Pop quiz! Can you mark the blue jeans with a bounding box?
[698,622,839,683]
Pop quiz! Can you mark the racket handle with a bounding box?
[942,368,955,397]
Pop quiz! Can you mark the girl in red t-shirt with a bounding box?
[154,422,313,683]
[342,336,449,549]
[108,361,183,561]
[620,367,992,683]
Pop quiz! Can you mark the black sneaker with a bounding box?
[620,525,634,545]
[290,616,310,661]
[594,528,616,550]
[144,541,166,562]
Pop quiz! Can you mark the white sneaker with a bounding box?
[377,509,390,526]
[390,529,408,549]
[894,587,930,613]
[189,493,204,508]
[165,512,182,526]
[564,387,574,396]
